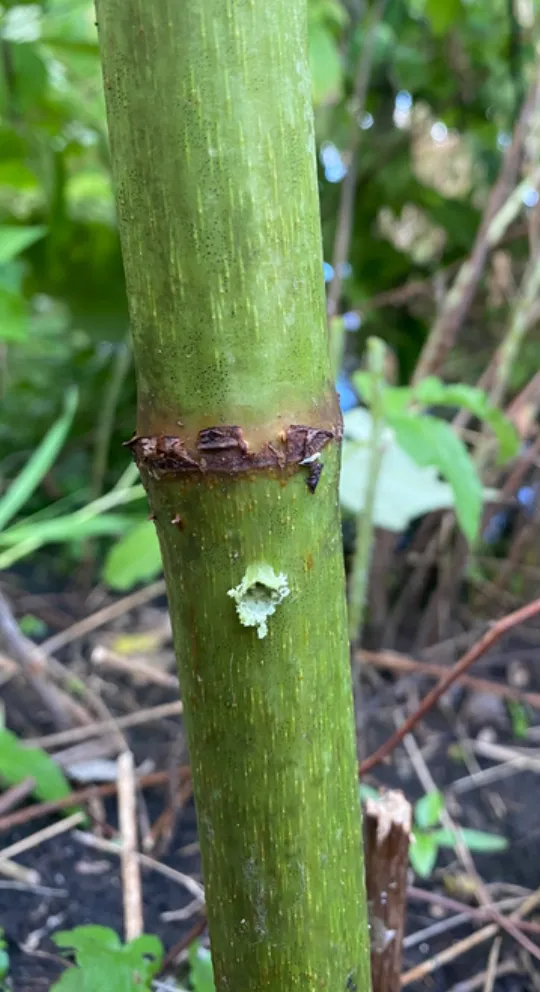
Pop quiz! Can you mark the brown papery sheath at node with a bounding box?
[124,422,340,479]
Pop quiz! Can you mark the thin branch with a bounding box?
[359,596,540,774]
[474,252,540,473]
[407,888,540,936]
[402,886,540,986]
[0,858,39,885]
[28,700,183,751]
[118,751,144,941]
[92,333,132,498]
[401,923,500,986]
[359,648,540,709]
[41,579,166,656]
[0,767,190,832]
[0,591,76,731]
[348,337,387,643]
[447,959,519,992]
[398,719,540,962]
[413,73,540,383]
[483,937,502,992]
[75,830,205,903]
[0,811,85,866]
[157,914,208,977]
[326,0,386,320]
[0,778,36,817]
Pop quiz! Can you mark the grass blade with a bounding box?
[0,387,78,532]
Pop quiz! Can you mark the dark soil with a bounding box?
[1,576,540,991]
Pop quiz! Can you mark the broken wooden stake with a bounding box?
[363,789,412,992]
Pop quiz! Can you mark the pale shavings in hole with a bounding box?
[228,564,290,639]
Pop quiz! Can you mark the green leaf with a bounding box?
[0,926,10,980]
[9,43,48,110]
[47,970,80,992]
[0,513,133,549]
[431,828,508,853]
[19,613,47,638]
[0,387,78,532]
[359,784,380,802]
[0,515,133,571]
[42,37,100,57]
[0,159,39,190]
[0,946,9,980]
[409,831,438,878]
[354,373,413,418]
[0,727,72,805]
[341,408,457,530]
[0,225,46,264]
[425,0,463,35]
[389,414,483,543]
[103,519,163,591]
[308,22,342,105]
[0,284,28,341]
[308,0,348,28]
[415,790,444,829]
[508,700,529,739]
[188,941,215,992]
[413,377,519,463]
[54,926,122,956]
[52,927,163,992]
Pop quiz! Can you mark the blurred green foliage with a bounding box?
[51,927,163,991]
[0,0,536,582]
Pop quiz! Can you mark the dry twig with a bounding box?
[326,0,386,320]
[0,810,85,868]
[413,74,540,382]
[407,888,540,937]
[0,767,190,832]
[41,580,166,656]
[360,647,540,709]
[0,591,80,730]
[28,700,183,750]
[75,830,205,903]
[118,751,144,941]
[0,777,36,816]
[359,597,540,774]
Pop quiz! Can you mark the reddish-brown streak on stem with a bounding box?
[359,597,540,775]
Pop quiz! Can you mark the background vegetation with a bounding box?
[2,0,538,612]
[1,2,540,989]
